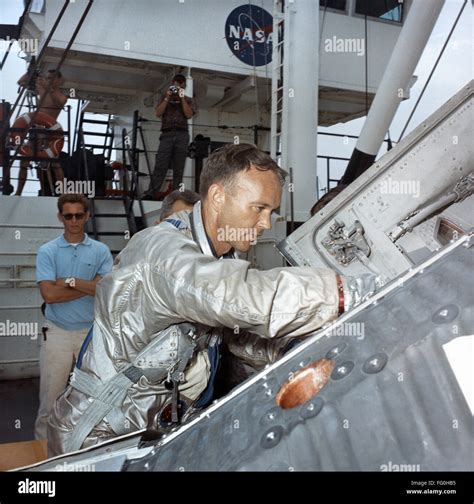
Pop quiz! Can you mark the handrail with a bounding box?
[78,128,98,240]
[73,100,83,153]
[122,128,146,230]
[136,115,159,195]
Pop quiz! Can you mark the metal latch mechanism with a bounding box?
[322,220,371,266]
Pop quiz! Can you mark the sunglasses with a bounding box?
[62,213,86,221]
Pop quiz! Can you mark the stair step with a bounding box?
[82,119,110,125]
[82,131,111,137]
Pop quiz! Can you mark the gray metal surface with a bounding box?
[19,227,473,472]
[278,81,473,280]
[14,249,472,472]
[0,197,60,379]
[114,235,471,471]
[23,432,147,472]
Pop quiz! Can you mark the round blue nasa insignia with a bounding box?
[225,4,273,67]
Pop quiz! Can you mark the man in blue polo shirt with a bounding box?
[35,193,113,440]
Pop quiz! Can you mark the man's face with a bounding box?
[46,73,61,88]
[58,202,89,235]
[216,166,282,253]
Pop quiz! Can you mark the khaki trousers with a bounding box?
[34,321,89,440]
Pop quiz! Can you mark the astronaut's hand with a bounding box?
[341,274,382,312]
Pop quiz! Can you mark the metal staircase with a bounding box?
[74,102,115,162]
[74,123,147,256]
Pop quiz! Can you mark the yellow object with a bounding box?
[0,439,48,471]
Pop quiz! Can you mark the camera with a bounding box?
[169,85,179,94]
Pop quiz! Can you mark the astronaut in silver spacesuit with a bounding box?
[47,143,376,456]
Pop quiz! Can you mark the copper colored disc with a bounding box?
[276,358,335,409]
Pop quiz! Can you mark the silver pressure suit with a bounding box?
[47,202,339,455]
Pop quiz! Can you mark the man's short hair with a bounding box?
[160,189,200,220]
[172,74,186,86]
[199,143,287,200]
[310,184,347,216]
[57,193,89,214]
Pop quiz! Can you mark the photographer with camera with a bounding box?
[143,74,196,200]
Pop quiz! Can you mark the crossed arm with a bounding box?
[39,275,102,304]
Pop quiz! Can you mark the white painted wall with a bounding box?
[28,0,403,91]
[319,6,404,93]
[30,0,274,77]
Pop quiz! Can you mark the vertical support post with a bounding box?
[280,0,319,223]
[340,0,445,184]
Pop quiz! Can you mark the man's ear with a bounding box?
[57,212,63,223]
[207,183,225,212]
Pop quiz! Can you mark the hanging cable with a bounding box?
[397,0,467,142]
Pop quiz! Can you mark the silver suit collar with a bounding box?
[191,201,238,259]
[192,201,215,257]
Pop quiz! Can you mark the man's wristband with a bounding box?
[336,275,345,315]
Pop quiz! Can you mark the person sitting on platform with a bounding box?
[15,69,67,196]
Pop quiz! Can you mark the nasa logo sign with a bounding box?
[225,4,273,67]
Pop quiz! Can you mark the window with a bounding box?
[355,0,403,23]
[320,0,347,12]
